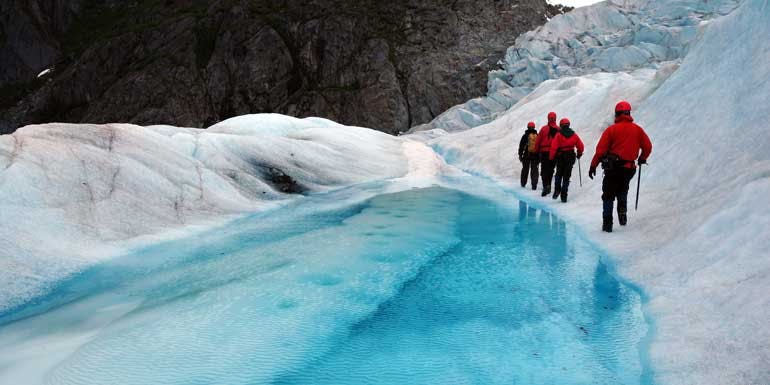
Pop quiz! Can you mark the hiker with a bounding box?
[518,121,539,190]
[548,118,584,202]
[535,112,560,197]
[588,101,652,232]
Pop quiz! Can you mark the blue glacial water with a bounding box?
[0,185,652,385]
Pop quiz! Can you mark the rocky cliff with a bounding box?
[0,0,560,134]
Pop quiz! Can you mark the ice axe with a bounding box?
[577,158,583,187]
[635,163,642,211]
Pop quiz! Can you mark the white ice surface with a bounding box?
[0,116,444,312]
[419,0,770,383]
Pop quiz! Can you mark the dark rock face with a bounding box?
[0,0,81,86]
[1,0,556,134]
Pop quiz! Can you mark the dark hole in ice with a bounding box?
[247,159,306,194]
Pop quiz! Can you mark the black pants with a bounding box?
[602,167,636,218]
[520,153,539,189]
[554,151,576,194]
[540,152,556,191]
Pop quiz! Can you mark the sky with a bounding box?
[549,0,603,7]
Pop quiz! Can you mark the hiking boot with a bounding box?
[541,186,551,197]
[560,191,568,203]
[552,188,560,199]
[619,212,627,226]
[602,216,613,233]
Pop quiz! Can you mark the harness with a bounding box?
[600,153,632,170]
[555,146,577,162]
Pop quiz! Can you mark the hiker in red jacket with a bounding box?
[588,101,652,232]
[549,118,584,202]
[518,121,540,190]
[535,112,560,197]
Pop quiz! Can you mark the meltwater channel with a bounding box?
[0,184,653,385]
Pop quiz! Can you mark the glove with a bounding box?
[577,152,583,159]
[638,159,647,165]
[519,154,525,162]
[588,166,596,180]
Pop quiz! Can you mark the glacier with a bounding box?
[419,0,770,384]
[0,184,653,385]
[1,0,769,384]
[0,115,429,312]
[410,0,741,133]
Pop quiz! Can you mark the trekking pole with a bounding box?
[578,158,583,187]
[635,163,642,211]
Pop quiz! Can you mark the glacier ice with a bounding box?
[0,186,652,385]
[0,116,414,312]
[276,192,650,385]
[0,0,768,384]
[411,0,770,384]
[411,0,741,134]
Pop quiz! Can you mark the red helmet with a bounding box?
[615,101,632,113]
[527,121,536,128]
[559,118,570,127]
[547,112,557,122]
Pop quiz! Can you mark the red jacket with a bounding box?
[590,115,652,169]
[535,123,559,153]
[549,132,584,160]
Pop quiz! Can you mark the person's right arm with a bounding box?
[639,127,652,162]
[590,127,612,169]
[518,133,527,159]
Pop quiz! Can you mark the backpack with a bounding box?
[526,133,538,153]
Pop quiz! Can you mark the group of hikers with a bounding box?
[517,101,652,232]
